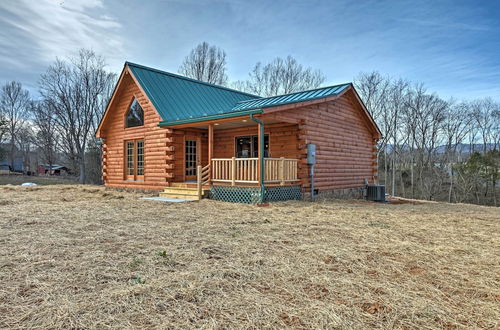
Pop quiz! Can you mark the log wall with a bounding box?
[99,73,172,190]
[269,89,378,192]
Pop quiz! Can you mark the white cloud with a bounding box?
[0,0,125,71]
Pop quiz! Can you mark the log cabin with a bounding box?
[96,62,381,203]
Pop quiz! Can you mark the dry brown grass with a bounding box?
[0,185,498,329]
[0,175,77,186]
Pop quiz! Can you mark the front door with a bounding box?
[185,136,199,181]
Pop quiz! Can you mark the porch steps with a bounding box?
[159,187,209,201]
[170,182,197,188]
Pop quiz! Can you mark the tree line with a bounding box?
[355,72,500,206]
[0,42,498,206]
[0,50,116,183]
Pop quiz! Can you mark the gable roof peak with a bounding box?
[125,61,258,98]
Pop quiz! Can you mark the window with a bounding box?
[125,140,144,180]
[125,98,144,128]
[235,135,269,158]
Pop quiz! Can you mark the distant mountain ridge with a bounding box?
[383,143,497,154]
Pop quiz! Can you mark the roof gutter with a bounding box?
[158,109,263,127]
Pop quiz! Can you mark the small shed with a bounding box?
[38,164,70,176]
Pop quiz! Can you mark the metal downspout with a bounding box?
[250,113,265,203]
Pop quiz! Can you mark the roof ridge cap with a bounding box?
[234,83,352,104]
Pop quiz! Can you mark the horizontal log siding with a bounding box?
[272,90,378,192]
[99,73,171,190]
[212,123,300,159]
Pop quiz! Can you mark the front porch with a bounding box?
[161,156,302,203]
[161,114,305,203]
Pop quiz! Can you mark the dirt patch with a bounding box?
[387,196,428,204]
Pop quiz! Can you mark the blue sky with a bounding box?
[0,0,499,100]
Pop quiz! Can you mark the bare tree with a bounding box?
[454,153,483,204]
[179,42,228,85]
[0,112,7,145]
[30,100,59,169]
[16,125,35,174]
[354,71,391,121]
[39,49,116,183]
[493,105,500,150]
[387,78,409,197]
[0,81,30,169]
[472,98,497,153]
[406,85,448,200]
[235,56,326,97]
[354,72,390,181]
[88,72,116,184]
[441,100,472,202]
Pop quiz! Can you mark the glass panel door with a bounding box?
[124,140,145,181]
[185,139,198,180]
[136,140,144,179]
[126,141,135,180]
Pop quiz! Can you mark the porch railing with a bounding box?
[264,158,299,183]
[196,164,211,199]
[211,157,299,185]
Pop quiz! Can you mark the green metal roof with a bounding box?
[126,62,258,123]
[231,83,350,112]
[126,62,352,127]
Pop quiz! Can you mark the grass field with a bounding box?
[0,185,498,329]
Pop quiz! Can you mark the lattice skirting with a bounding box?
[210,185,302,204]
[265,185,302,202]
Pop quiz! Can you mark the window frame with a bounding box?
[124,139,145,181]
[124,97,145,129]
[183,135,201,181]
[234,134,270,158]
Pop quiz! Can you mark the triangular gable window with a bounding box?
[125,98,144,128]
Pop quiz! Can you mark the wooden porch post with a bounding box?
[208,123,214,183]
[258,122,264,185]
[231,157,236,186]
[197,165,202,199]
[280,157,285,185]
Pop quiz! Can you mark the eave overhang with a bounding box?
[158,109,263,127]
